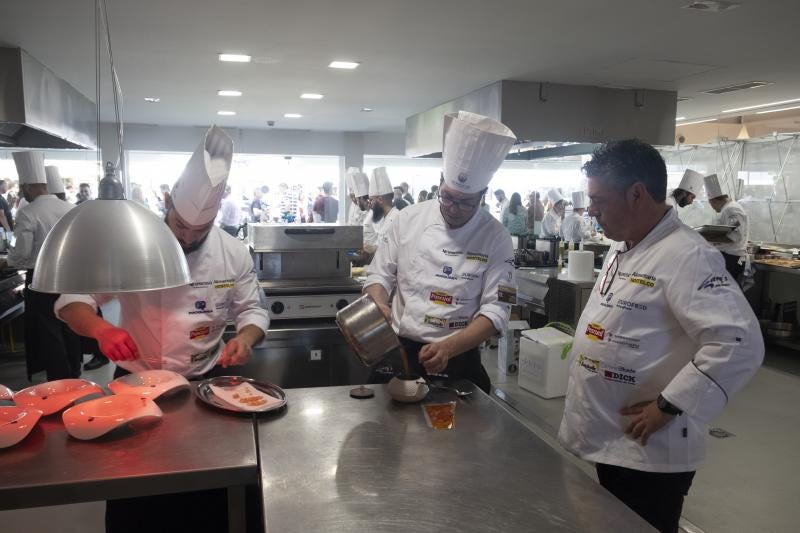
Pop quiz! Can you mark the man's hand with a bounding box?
[376,302,391,322]
[97,327,140,361]
[621,400,675,446]
[219,335,253,368]
[419,340,455,374]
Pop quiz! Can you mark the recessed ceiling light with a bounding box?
[329,61,359,70]
[218,90,242,97]
[682,1,741,13]
[300,93,324,100]
[284,113,302,118]
[361,107,374,112]
[723,97,800,113]
[143,97,160,103]
[676,118,717,126]
[703,81,772,95]
[217,110,236,116]
[218,53,251,63]
[756,105,800,115]
[675,116,686,121]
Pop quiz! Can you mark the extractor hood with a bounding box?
[406,80,677,158]
[0,47,96,150]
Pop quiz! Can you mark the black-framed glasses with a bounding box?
[599,251,620,296]
[438,190,480,211]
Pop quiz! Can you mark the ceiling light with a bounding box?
[300,93,324,100]
[675,116,686,121]
[284,113,302,118]
[682,1,741,13]
[703,81,772,95]
[676,118,717,126]
[143,97,160,103]
[218,53,251,63]
[723,97,800,113]
[756,105,800,115]
[217,110,236,116]
[218,90,242,97]
[361,107,374,112]
[329,61,359,70]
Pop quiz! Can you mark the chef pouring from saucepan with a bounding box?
[364,111,517,394]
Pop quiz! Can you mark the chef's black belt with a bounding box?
[368,336,491,394]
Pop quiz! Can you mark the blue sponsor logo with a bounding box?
[195,300,207,310]
[443,265,453,275]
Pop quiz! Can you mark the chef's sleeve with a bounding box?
[229,252,270,336]
[476,231,515,335]
[661,244,764,423]
[6,210,34,268]
[726,210,748,250]
[364,213,399,296]
[54,293,114,318]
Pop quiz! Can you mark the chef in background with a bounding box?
[704,173,749,281]
[560,190,592,243]
[45,166,67,201]
[361,167,398,260]
[541,188,565,238]
[365,111,516,393]
[0,152,81,381]
[346,167,370,226]
[666,169,703,209]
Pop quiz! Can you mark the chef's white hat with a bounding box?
[347,167,370,197]
[369,167,393,196]
[45,166,65,194]
[547,188,564,205]
[13,151,47,185]
[442,111,516,193]
[571,190,588,209]
[677,169,703,196]
[704,173,725,199]
[171,125,234,226]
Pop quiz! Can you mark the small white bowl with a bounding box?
[14,379,105,416]
[0,406,43,448]
[387,376,429,403]
[0,384,14,402]
[62,395,163,441]
[108,370,190,400]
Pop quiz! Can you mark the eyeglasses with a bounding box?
[599,251,620,297]
[439,191,480,211]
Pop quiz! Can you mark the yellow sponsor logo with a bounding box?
[585,322,606,341]
[630,277,655,288]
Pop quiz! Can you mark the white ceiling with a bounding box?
[1,0,799,133]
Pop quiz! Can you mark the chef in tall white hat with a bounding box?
[704,173,749,281]
[561,190,593,243]
[0,152,81,381]
[364,111,516,393]
[667,169,704,209]
[541,188,566,238]
[346,167,370,227]
[57,125,269,382]
[361,166,398,258]
[45,165,67,200]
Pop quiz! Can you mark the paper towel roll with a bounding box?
[568,251,594,281]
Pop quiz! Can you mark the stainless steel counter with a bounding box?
[257,385,654,532]
[0,386,258,514]
[753,262,800,276]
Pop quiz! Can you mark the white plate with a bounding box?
[14,379,105,416]
[0,406,43,448]
[62,395,163,440]
[195,376,287,413]
[0,384,13,402]
[108,370,190,400]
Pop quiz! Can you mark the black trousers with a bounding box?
[369,336,491,394]
[23,270,81,381]
[596,463,695,533]
[721,252,744,283]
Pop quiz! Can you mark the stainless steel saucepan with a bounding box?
[336,293,400,366]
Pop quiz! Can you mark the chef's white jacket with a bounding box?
[560,212,592,243]
[7,195,73,269]
[56,227,269,378]
[365,201,514,343]
[362,207,398,250]
[541,209,562,238]
[558,208,763,472]
[712,199,749,257]
[347,203,366,227]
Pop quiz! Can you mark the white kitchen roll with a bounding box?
[568,251,594,281]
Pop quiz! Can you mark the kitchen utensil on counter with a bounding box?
[336,293,401,366]
[14,379,104,416]
[427,383,473,398]
[194,376,287,413]
[62,395,162,440]
[386,375,429,403]
[108,370,190,400]
[0,407,42,448]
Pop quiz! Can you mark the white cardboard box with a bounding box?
[518,327,574,398]
[497,320,529,375]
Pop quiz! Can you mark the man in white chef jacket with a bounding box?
[704,173,749,282]
[558,139,763,533]
[57,126,269,380]
[346,167,370,227]
[560,190,593,243]
[364,111,516,393]
[541,188,565,238]
[361,166,398,260]
[666,169,703,209]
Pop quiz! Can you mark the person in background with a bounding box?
[361,167,398,260]
[429,184,439,199]
[157,183,171,215]
[527,191,544,236]
[130,184,147,207]
[501,192,528,236]
[218,184,240,236]
[667,169,704,209]
[704,173,749,281]
[346,168,370,226]
[0,152,81,381]
[392,186,410,210]
[250,186,267,222]
[541,189,565,238]
[45,166,67,201]
[0,179,13,232]
[400,182,415,205]
[560,190,593,243]
[559,139,763,533]
[417,190,429,204]
[313,181,339,222]
[494,189,509,219]
[76,182,92,204]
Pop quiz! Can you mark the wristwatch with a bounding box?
[656,394,683,416]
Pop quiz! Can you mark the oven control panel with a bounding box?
[264,293,359,320]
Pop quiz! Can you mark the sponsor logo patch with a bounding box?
[585,322,606,341]
[697,273,730,291]
[213,279,235,289]
[215,302,227,310]
[435,264,459,281]
[449,319,469,330]
[616,299,648,312]
[190,326,210,340]
[443,265,453,275]
[190,346,216,363]
[430,291,453,305]
[600,292,615,309]
[607,332,641,350]
[624,271,657,288]
[442,248,463,257]
[461,272,480,281]
[423,315,447,329]
[466,251,489,263]
[189,300,213,315]
[190,281,212,288]
[602,365,637,385]
[578,355,600,374]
